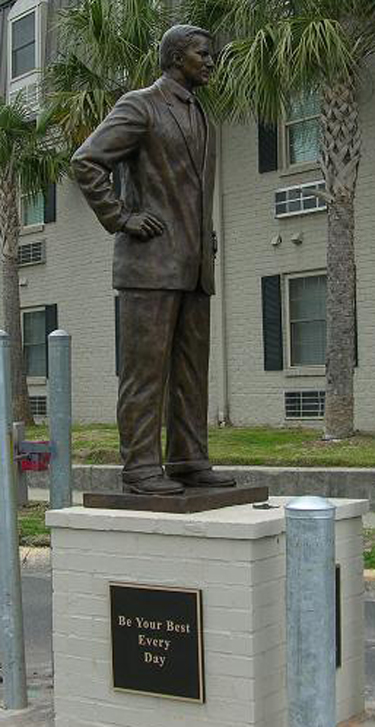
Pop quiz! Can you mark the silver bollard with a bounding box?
[285,496,336,727]
[0,331,28,710]
[48,330,72,509]
[13,422,28,506]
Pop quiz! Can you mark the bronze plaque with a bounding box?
[110,582,204,702]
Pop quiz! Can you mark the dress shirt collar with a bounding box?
[159,74,195,104]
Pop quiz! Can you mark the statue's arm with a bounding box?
[71,93,149,234]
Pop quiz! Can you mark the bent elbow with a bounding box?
[70,149,87,180]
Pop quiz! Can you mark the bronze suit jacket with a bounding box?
[71,76,216,294]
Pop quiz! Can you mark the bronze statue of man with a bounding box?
[72,24,235,495]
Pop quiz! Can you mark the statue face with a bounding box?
[179,35,214,88]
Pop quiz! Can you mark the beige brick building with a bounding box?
[1,0,375,430]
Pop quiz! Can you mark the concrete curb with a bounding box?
[26,464,375,509]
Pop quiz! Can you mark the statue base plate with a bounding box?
[83,483,268,514]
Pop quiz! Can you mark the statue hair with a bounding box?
[159,24,212,71]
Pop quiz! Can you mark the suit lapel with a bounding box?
[195,96,209,180]
[156,79,206,181]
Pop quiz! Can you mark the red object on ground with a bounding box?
[20,443,51,472]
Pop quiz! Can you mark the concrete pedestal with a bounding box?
[47,497,367,727]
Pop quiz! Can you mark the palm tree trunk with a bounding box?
[0,179,33,424]
[325,193,356,438]
[320,81,361,439]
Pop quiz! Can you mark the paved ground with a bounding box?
[1,547,375,726]
[0,549,53,726]
[339,716,375,726]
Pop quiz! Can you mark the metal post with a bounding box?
[0,331,28,710]
[13,422,28,506]
[48,330,72,509]
[285,496,336,727]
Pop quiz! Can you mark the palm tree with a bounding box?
[0,97,69,422]
[183,0,375,439]
[42,0,171,148]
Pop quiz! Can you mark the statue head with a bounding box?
[159,24,214,88]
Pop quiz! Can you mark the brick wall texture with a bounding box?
[1,73,375,428]
[49,512,364,727]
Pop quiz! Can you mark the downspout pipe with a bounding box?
[213,125,229,426]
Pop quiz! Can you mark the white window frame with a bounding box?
[18,239,46,266]
[10,8,36,82]
[7,0,47,116]
[285,390,326,420]
[29,394,47,418]
[275,180,327,219]
[20,190,45,231]
[282,92,320,172]
[22,305,47,384]
[285,270,327,374]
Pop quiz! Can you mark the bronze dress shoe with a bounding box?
[170,469,236,488]
[125,475,184,496]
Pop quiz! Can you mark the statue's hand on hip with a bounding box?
[124,212,164,241]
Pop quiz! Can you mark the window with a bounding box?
[22,304,58,378]
[21,191,44,227]
[29,395,47,417]
[23,309,46,377]
[288,274,326,366]
[285,390,325,419]
[21,185,56,227]
[11,11,35,79]
[18,240,45,266]
[285,92,320,166]
[275,181,327,218]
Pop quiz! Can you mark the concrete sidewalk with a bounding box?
[0,702,53,725]
[0,694,374,727]
[339,714,375,726]
[0,675,53,726]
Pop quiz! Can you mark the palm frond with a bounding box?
[42,88,117,148]
[18,140,69,196]
[55,0,167,84]
[0,96,69,196]
[290,18,355,86]
[43,0,172,145]
[205,4,362,124]
[216,26,288,123]
[0,95,31,135]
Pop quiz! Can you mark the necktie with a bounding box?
[188,97,205,172]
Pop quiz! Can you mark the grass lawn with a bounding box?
[22,423,375,555]
[364,529,375,569]
[18,502,50,547]
[26,423,375,468]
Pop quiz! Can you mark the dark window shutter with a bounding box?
[258,122,278,174]
[115,296,120,376]
[44,183,56,223]
[45,304,58,378]
[262,275,283,371]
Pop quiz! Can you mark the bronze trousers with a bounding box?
[117,289,211,483]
